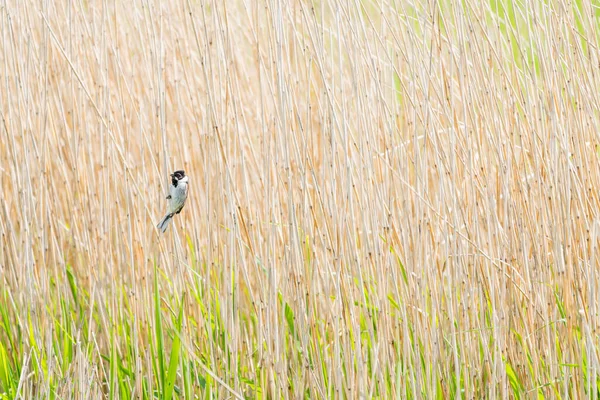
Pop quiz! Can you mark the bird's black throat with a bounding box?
[170,170,186,187]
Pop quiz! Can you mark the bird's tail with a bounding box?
[157,213,173,233]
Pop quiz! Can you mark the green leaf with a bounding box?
[553,288,566,319]
[165,295,185,400]
[387,294,400,311]
[0,342,11,391]
[154,263,166,395]
[65,265,79,308]
[284,302,295,339]
[505,361,522,399]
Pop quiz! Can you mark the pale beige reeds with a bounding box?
[1,0,599,398]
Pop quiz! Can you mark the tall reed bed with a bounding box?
[1,0,599,397]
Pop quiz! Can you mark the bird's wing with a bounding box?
[167,185,188,214]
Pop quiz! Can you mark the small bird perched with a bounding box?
[157,170,189,233]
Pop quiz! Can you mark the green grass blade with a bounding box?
[154,263,166,395]
[165,294,185,400]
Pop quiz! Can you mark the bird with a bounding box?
[157,170,189,233]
